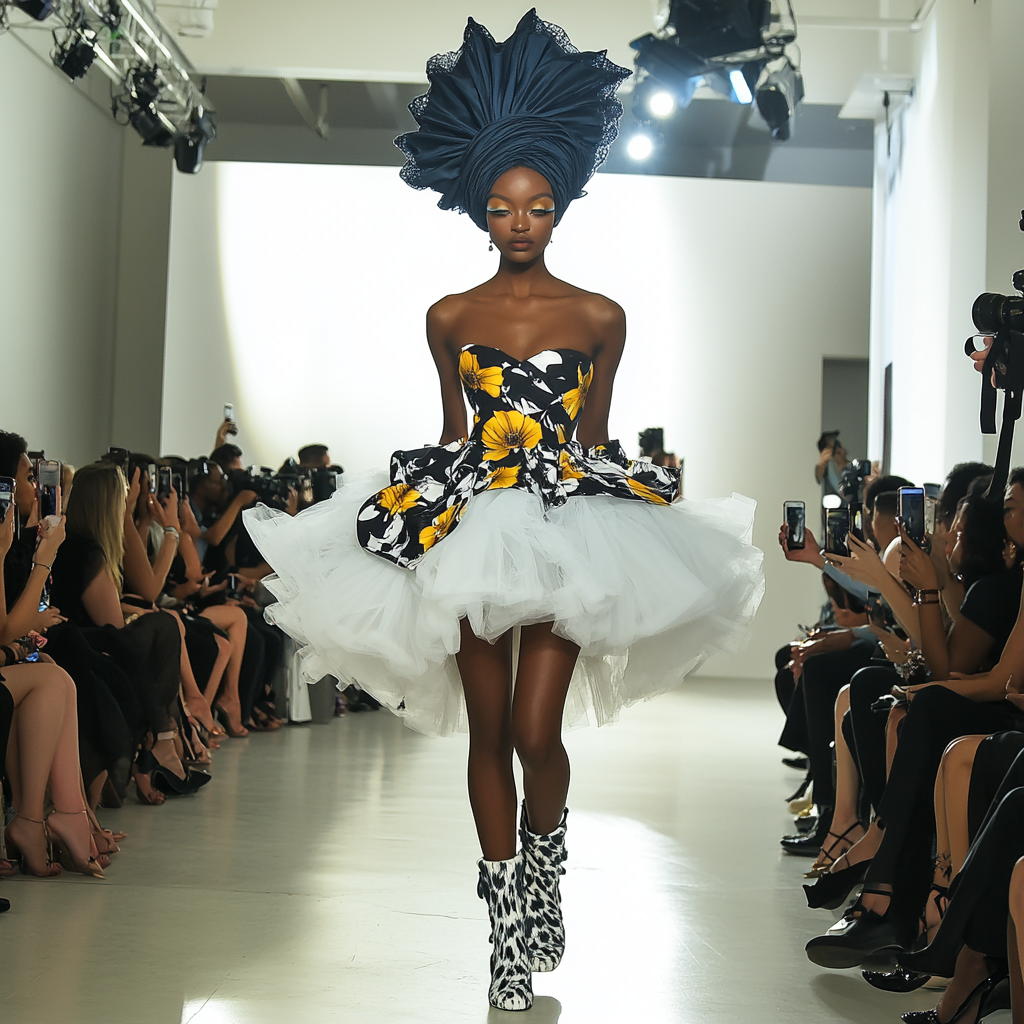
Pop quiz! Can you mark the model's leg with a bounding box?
[455,619,515,860]
[456,620,531,1011]
[511,622,579,834]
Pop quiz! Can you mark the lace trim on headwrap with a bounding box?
[395,9,631,231]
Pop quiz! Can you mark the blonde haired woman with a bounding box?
[50,463,204,800]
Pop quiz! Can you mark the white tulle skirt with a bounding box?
[244,471,765,736]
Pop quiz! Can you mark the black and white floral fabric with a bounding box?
[356,344,680,569]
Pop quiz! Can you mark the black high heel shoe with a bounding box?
[900,967,1005,1024]
[136,749,211,796]
[803,856,871,910]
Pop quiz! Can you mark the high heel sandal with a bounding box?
[4,815,62,877]
[804,821,864,879]
[900,966,1006,1024]
[803,855,872,910]
[213,704,249,738]
[136,748,210,796]
[46,809,105,878]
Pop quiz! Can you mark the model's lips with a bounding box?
[509,238,533,249]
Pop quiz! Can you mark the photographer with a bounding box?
[815,431,848,504]
[188,461,257,572]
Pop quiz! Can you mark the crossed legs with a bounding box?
[456,619,579,860]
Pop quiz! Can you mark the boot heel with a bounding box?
[520,801,568,973]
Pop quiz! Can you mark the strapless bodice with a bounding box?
[356,343,681,569]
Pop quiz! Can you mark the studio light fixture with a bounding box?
[4,0,216,171]
[627,133,655,161]
[647,90,676,118]
[629,0,803,141]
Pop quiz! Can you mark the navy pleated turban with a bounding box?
[395,9,631,231]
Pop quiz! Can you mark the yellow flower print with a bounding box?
[418,501,464,551]
[459,350,504,398]
[562,363,594,420]
[486,465,520,489]
[559,450,585,482]
[555,423,567,444]
[627,477,669,505]
[377,483,421,515]
[480,410,543,461]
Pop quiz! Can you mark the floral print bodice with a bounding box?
[357,344,681,569]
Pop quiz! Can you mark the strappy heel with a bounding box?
[805,887,903,970]
[804,821,864,879]
[212,704,249,738]
[803,854,871,909]
[46,809,105,878]
[4,815,62,877]
[900,965,1006,1024]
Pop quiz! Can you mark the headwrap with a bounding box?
[395,9,631,231]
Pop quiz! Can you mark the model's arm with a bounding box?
[427,298,469,445]
[574,296,625,449]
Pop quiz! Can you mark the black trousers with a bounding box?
[845,663,901,814]
[866,685,1023,930]
[968,730,1024,837]
[777,639,876,807]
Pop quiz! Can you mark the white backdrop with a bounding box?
[164,162,871,677]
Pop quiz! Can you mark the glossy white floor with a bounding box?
[1,679,950,1024]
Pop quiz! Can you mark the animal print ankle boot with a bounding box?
[477,854,533,1011]
[520,802,568,972]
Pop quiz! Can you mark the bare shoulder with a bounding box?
[426,292,470,332]
[563,285,625,343]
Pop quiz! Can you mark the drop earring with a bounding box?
[488,240,494,252]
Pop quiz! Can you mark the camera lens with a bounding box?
[973,292,1024,333]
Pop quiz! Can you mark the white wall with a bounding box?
[868,0,1024,482]
[0,35,124,466]
[163,162,871,678]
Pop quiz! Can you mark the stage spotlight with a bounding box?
[52,14,98,80]
[14,0,54,19]
[174,104,217,173]
[126,66,174,146]
[728,68,752,104]
[756,54,804,140]
[659,0,770,61]
[648,90,675,118]
[627,133,654,161]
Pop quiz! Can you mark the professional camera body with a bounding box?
[969,210,1024,496]
[839,459,872,503]
[227,464,339,511]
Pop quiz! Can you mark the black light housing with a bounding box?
[662,0,771,59]
[755,54,804,140]
[53,22,97,80]
[126,66,174,147]
[174,104,217,173]
[14,0,54,20]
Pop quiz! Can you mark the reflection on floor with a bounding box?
[1,679,944,1024]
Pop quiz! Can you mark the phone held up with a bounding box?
[783,500,805,549]
[0,476,18,540]
[158,466,173,501]
[899,486,926,547]
[824,507,851,559]
[224,403,237,437]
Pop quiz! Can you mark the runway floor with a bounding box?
[1,678,963,1024]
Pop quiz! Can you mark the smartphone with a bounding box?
[0,476,18,540]
[37,460,61,519]
[923,482,941,499]
[825,508,851,558]
[105,447,130,474]
[148,463,158,494]
[172,471,184,506]
[783,500,805,549]
[223,403,237,436]
[850,500,865,544]
[924,496,937,535]
[158,466,173,500]
[899,486,926,546]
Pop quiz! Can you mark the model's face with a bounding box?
[486,166,555,263]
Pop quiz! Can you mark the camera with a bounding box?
[839,459,872,502]
[226,466,292,509]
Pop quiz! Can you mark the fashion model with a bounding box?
[245,9,765,1011]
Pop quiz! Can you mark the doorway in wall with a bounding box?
[821,358,869,462]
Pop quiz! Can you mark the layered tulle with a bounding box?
[244,473,764,737]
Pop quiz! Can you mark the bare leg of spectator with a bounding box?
[201,605,249,737]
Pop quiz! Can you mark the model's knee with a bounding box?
[512,728,562,773]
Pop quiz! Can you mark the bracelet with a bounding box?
[913,592,941,607]
[163,527,179,536]
[32,561,52,572]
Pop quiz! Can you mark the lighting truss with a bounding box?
[2,0,214,156]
